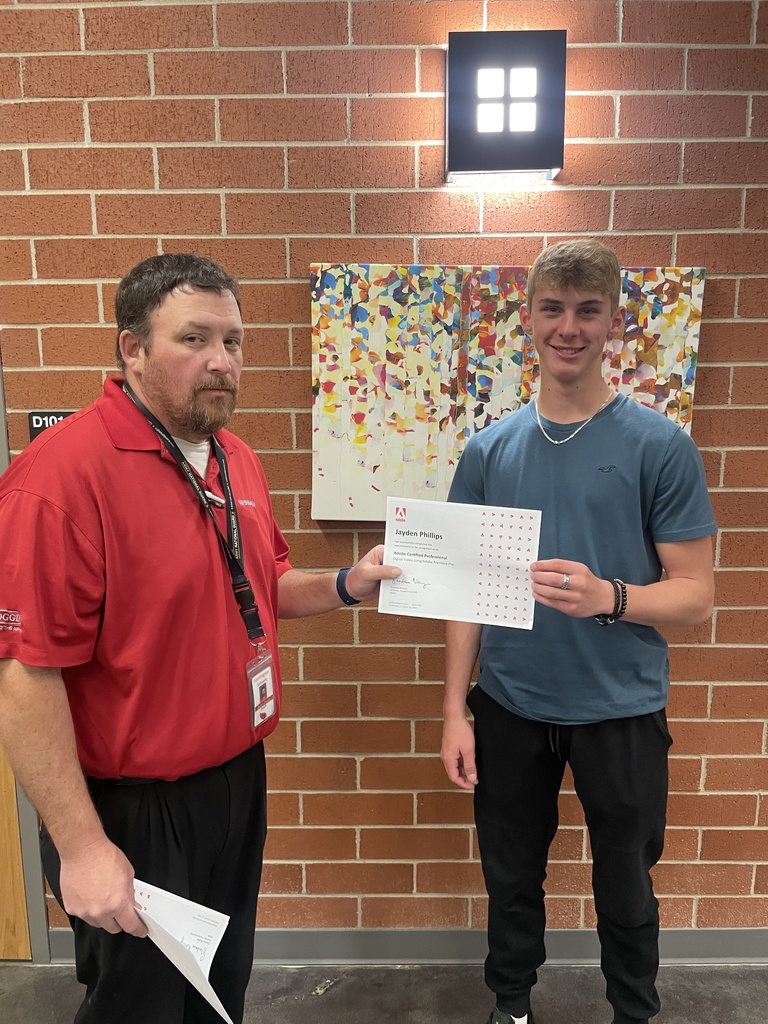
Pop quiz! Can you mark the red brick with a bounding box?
[303,645,416,682]
[538,897,583,929]
[280,682,357,718]
[419,48,444,93]
[28,148,153,190]
[557,143,680,186]
[718,533,768,568]
[158,146,284,190]
[418,145,446,188]
[756,866,768,894]
[0,9,79,52]
[668,793,757,826]
[240,282,310,325]
[690,365,730,406]
[697,450,722,491]
[356,191,479,233]
[0,240,31,281]
[716,610,768,645]
[713,570,768,606]
[287,49,416,94]
[24,54,149,98]
[360,756,449,791]
[693,408,768,448]
[753,95,768,136]
[702,277,736,319]
[237,367,309,408]
[267,792,300,825]
[685,143,768,185]
[352,2,481,45]
[263,721,297,754]
[90,100,214,143]
[488,1,616,42]
[614,189,741,231]
[709,491,768,529]
[701,828,768,861]
[288,145,415,188]
[302,719,411,755]
[679,634,767,681]
[351,96,443,141]
[619,94,747,140]
[417,647,445,682]
[553,234,675,267]
[661,828,701,861]
[96,194,221,236]
[706,757,768,792]
[308,862,413,894]
[732,366,768,408]
[666,684,710,718]
[417,791,474,825]
[760,2,768,44]
[84,6,213,50]
[41,328,117,367]
[291,237,414,277]
[358,612,443,645]
[361,683,443,718]
[0,100,82,143]
[688,48,768,91]
[217,2,347,46]
[268,754,356,791]
[304,793,413,826]
[0,57,20,97]
[279,532,354,568]
[360,826,471,860]
[658,898,695,928]
[35,239,156,282]
[221,98,346,142]
[161,239,287,282]
[228,409,293,450]
[565,95,615,140]
[668,721,765,755]
[362,895,468,928]
[669,757,704,792]
[623,2,752,43]
[697,898,768,927]
[738,279,768,318]
[0,149,23,190]
[153,50,282,97]
[260,863,302,894]
[226,192,351,236]
[484,190,609,233]
[257,451,310,490]
[256,896,356,928]
[697,320,768,360]
[416,860,483,894]
[568,47,683,92]
[0,330,38,373]
[265,827,356,861]
[2,367,102,407]
[417,236,543,267]
[653,862,753,896]
[745,190,768,230]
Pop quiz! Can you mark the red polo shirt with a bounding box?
[0,378,291,780]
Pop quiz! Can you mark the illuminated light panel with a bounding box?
[509,67,537,97]
[477,103,505,133]
[509,102,537,132]
[477,67,505,98]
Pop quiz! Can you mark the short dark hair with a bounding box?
[526,239,622,312]
[115,253,241,370]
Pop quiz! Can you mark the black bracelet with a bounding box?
[595,578,622,626]
[614,578,628,620]
[336,567,360,606]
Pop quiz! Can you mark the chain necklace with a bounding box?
[534,391,613,446]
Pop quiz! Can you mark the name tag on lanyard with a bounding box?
[247,645,276,726]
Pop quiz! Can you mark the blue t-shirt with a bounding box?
[448,395,717,724]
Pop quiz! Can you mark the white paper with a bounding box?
[133,880,234,1024]
[379,497,541,629]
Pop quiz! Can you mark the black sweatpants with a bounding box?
[41,742,267,1024]
[468,685,671,1024]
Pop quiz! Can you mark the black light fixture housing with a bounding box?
[446,30,567,181]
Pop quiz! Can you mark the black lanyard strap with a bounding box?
[122,382,265,643]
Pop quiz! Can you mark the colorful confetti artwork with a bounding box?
[311,264,705,521]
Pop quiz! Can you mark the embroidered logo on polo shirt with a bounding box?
[0,609,21,632]
[237,499,256,508]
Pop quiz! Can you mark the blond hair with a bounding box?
[526,239,622,312]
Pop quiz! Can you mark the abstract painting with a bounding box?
[311,264,705,521]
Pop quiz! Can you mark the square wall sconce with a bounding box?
[446,30,567,182]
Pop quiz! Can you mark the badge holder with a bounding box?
[247,643,276,728]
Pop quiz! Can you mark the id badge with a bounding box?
[246,645,276,729]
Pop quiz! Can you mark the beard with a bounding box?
[140,361,238,440]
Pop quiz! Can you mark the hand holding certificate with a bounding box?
[378,497,542,629]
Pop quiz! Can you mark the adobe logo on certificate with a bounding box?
[379,497,542,629]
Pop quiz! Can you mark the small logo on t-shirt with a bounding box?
[598,465,617,473]
[237,499,256,508]
[0,609,21,632]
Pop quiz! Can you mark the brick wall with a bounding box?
[0,0,766,933]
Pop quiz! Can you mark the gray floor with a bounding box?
[1,963,767,1023]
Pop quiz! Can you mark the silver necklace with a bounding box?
[534,391,613,446]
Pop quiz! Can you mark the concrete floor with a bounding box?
[1,963,767,1024]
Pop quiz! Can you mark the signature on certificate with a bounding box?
[393,575,431,590]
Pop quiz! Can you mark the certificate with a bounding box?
[378,496,541,629]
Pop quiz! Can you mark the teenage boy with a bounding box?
[441,239,716,1024]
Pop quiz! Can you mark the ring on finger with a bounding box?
[560,573,570,590]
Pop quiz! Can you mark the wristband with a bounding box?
[336,567,360,606]
[595,578,627,626]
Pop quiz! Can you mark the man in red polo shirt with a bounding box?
[0,253,399,1024]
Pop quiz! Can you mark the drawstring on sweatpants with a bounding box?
[548,723,562,759]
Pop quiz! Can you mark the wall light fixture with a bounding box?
[446,30,567,182]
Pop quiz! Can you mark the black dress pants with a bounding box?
[41,742,267,1024]
[469,685,671,1024]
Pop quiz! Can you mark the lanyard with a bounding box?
[122,382,265,644]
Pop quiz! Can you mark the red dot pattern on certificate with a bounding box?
[476,509,537,624]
